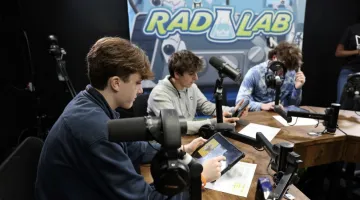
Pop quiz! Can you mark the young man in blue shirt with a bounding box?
[35,37,223,200]
[236,41,306,111]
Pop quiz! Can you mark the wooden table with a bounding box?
[235,106,348,168]
[141,135,309,200]
[305,106,360,163]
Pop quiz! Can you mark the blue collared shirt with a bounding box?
[236,61,302,111]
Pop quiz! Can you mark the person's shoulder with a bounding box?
[149,84,171,99]
[63,98,110,143]
[245,62,266,77]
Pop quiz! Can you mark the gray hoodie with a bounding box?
[147,75,235,135]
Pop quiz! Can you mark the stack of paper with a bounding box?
[238,123,281,142]
[205,162,257,197]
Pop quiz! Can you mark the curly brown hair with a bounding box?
[268,41,303,71]
[168,50,203,77]
[86,37,154,90]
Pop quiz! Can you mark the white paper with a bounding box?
[205,162,257,197]
[238,123,280,142]
[273,115,319,127]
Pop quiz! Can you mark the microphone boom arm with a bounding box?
[220,130,302,200]
[287,103,340,133]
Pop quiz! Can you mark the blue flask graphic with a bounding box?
[209,9,236,40]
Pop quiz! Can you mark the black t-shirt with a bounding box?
[339,23,360,71]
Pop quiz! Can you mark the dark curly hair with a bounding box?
[168,50,203,77]
[86,37,154,90]
[268,41,303,71]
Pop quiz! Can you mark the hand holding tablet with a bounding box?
[192,133,245,180]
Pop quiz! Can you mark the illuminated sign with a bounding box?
[143,7,293,43]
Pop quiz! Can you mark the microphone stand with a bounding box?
[273,76,292,123]
[254,132,302,200]
[21,30,48,140]
[188,156,202,200]
[287,103,340,133]
[213,72,236,132]
[49,35,77,98]
[214,73,225,123]
[217,130,302,200]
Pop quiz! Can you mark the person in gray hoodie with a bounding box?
[147,50,248,135]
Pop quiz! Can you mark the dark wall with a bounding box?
[301,0,360,107]
[1,0,129,161]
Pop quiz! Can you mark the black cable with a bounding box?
[336,125,348,135]
[314,119,320,128]
[287,117,298,126]
[266,159,275,178]
[355,111,360,116]
[253,146,265,151]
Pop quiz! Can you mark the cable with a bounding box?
[355,111,360,116]
[253,146,265,151]
[266,159,275,178]
[336,125,348,135]
[314,119,320,128]
[287,117,298,126]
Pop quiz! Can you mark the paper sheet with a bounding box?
[238,123,280,142]
[205,162,257,197]
[273,115,319,127]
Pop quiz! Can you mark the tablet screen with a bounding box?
[192,133,245,174]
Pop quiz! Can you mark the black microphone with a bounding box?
[274,105,292,123]
[107,117,157,142]
[107,115,187,143]
[209,56,242,84]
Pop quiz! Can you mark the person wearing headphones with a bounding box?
[335,16,360,103]
[147,50,248,135]
[235,41,306,112]
[35,37,224,200]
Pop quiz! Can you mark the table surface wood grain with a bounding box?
[141,106,360,199]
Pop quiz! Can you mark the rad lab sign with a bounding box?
[143,6,293,43]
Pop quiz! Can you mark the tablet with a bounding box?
[191,133,245,175]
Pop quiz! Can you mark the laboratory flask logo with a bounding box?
[143,6,294,43]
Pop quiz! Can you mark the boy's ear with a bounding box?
[109,76,121,92]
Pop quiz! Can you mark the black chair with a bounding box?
[116,93,150,118]
[0,137,44,200]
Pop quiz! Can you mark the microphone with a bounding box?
[209,56,242,84]
[275,76,282,85]
[107,114,187,144]
[107,116,158,142]
[274,105,292,123]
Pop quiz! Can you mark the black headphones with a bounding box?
[265,60,286,88]
[198,124,216,139]
[150,149,190,196]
